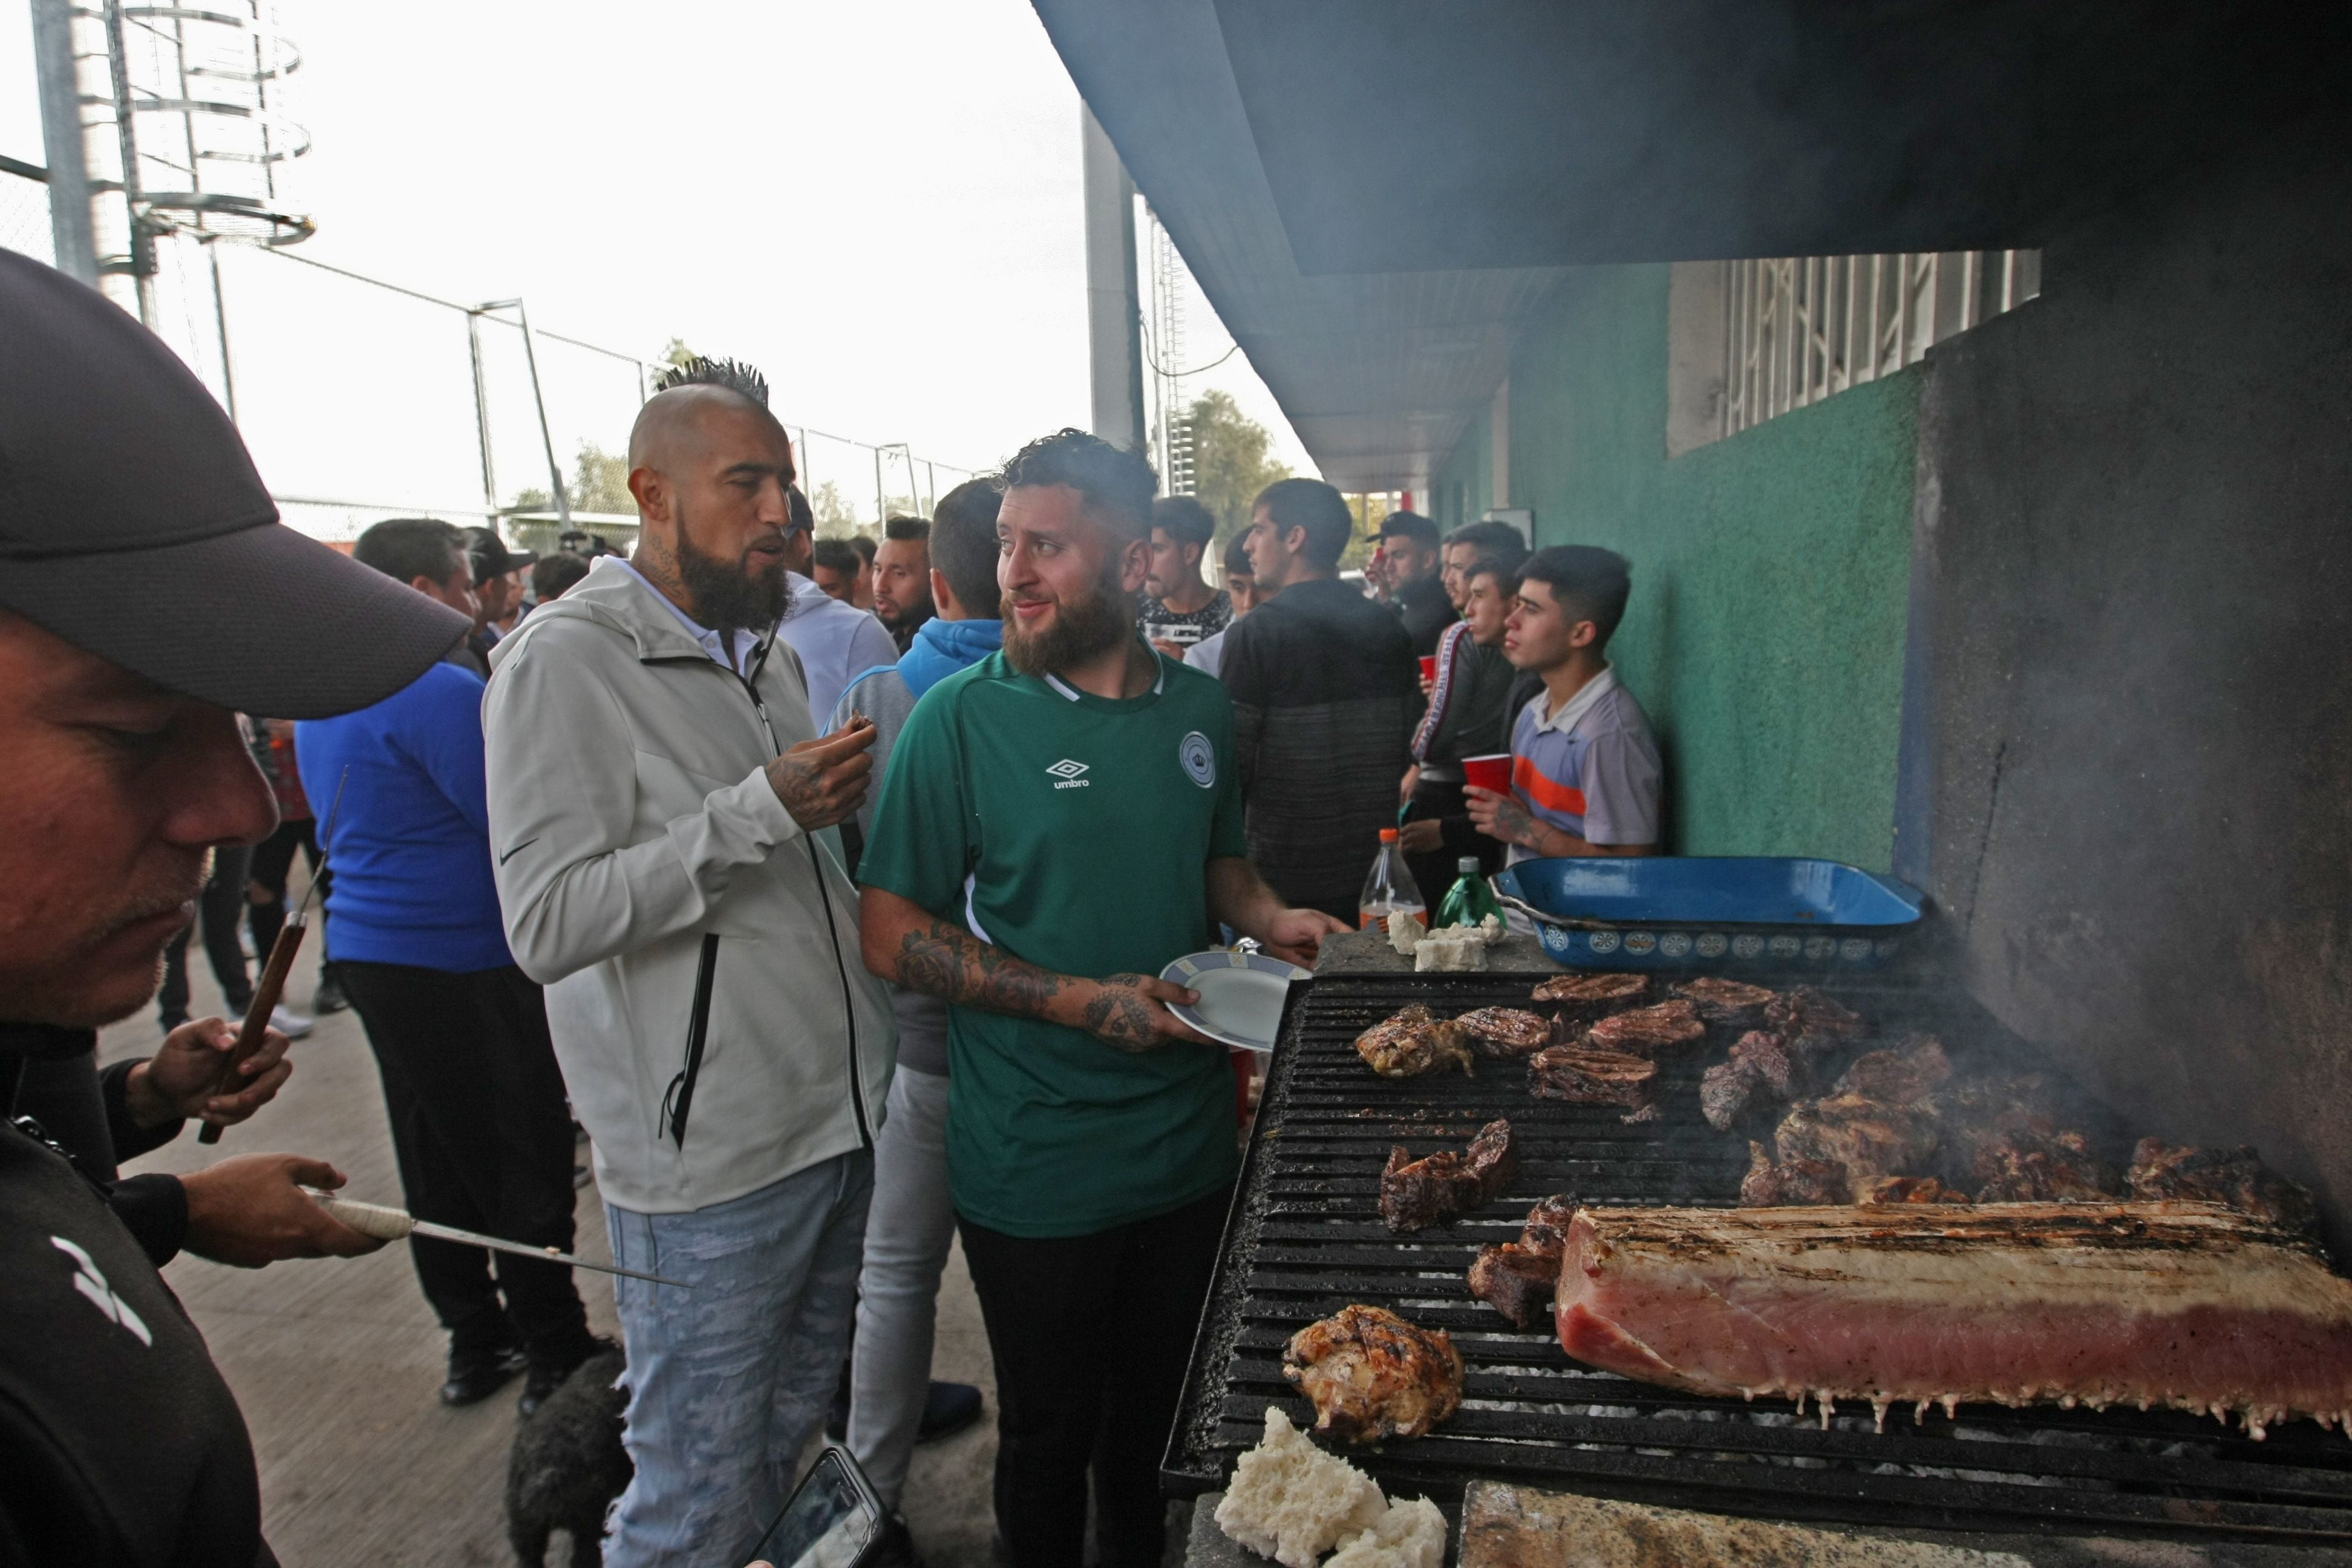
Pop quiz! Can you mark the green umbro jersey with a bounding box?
[857,648,1249,1237]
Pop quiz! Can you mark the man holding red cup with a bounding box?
[1467,546,1663,860]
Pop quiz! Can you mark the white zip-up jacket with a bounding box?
[482,558,894,1214]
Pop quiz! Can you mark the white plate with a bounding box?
[1161,949,1313,1052]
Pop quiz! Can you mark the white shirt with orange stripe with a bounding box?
[1503,664,1663,859]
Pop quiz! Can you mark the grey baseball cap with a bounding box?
[0,247,469,717]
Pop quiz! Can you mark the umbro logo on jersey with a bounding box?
[1046,759,1091,789]
[52,1236,151,1348]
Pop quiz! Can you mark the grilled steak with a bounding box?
[1527,1043,1658,1120]
[1470,1194,1583,1326]
[1699,1059,1761,1132]
[1863,1175,1967,1204]
[1771,1093,1941,1203]
[1354,1005,1475,1079]
[1530,972,1648,1009]
[1763,985,1865,1043]
[1284,1304,1464,1443]
[1586,999,1707,1056]
[1700,1031,1818,1131]
[1379,1117,1518,1233]
[1556,1203,2352,1438]
[1832,1037,1952,1103]
[1971,1126,2116,1203]
[1739,1140,1846,1205]
[2129,1139,2319,1233]
[1673,976,1778,1026]
[1451,1006,1552,1058]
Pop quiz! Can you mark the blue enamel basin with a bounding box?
[1493,857,1924,971]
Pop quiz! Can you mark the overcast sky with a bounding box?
[0,0,1313,530]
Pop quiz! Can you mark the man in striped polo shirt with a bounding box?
[1466,545,1663,859]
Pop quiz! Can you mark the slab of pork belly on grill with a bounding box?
[1527,1043,1659,1122]
[1739,1140,1847,1205]
[1469,1193,1583,1327]
[2129,1139,2320,1234]
[1451,1006,1552,1059]
[1699,1031,1813,1131]
[1586,999,1707,1056]
[1555,1202,2352,1438]
[1380,1117,1518,1234]
[1354,1005,1475,1079]
[1672,976,1779,1027]
[1283,1303,1464,1443]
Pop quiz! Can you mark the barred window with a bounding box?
[1667,251,2039,456]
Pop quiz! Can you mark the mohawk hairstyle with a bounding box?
[653,355,770,408]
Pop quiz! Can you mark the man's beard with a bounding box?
[1002,571,1135,676]
[678,522,790,638]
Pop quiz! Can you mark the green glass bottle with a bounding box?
[1436,856,1501,930]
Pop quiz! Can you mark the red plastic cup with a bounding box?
[1463,753,1512,794]
[1419,656,1438,682]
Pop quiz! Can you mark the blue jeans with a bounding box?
[847,1068,955,1509]
[603,1149,874,1568]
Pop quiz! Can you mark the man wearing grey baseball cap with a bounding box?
[0,247,474,1563]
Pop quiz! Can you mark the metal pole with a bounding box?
[466,311,498,511]
[30,0,98,284]
[99,1,155,325]
[207,240,236,424]
[508,300,570,526]
[872,446,884,528]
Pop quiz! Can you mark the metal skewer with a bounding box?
[200,768,348,1145]
[303,1189,691,1288]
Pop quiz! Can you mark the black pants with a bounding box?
[959,1186,1230,1568]
[336,960,591,1364]
[246,818,329,973]
[158,844,253,1027]
[1402,775,1506,913]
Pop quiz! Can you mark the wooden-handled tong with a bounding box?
[198,769,345,1145]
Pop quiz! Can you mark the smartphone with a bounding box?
[742,1445,885,1568]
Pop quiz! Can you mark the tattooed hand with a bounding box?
[1465,783,1548,851]
[1080,973,1210,1053]
[765,717,876,831]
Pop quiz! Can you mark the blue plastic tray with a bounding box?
[1492,857,1925,971]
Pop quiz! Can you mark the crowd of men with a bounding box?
[0,243,1665,1568]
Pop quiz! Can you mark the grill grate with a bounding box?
[1165,972,2352,1543]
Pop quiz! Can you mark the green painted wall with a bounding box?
[1454,265,1919,871]
[1432,402,1492,529]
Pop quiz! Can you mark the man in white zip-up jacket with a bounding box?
[482,374,895,1568]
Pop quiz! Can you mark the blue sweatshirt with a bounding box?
[294,661,513,973]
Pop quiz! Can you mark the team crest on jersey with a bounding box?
[1178,731,1215,788]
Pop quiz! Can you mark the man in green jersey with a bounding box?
[858,428,1344,1568]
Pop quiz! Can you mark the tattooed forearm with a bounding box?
[895,920,1067,1019]
[1491,796,1544,851]
[1080,975,1161,1054]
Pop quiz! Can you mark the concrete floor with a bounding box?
[102,945,1001,1566]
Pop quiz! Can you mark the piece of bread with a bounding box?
[1325,1496,1449,1568]
[1215,1408,1387,1568]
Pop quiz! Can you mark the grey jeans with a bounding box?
[846,1067,954,1509]
[603,1148,874,1568]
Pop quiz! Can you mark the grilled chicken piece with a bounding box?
[1282,1304,1464,1443]
[1586,999,1707,1056]
[1530,972,1650,1014]
[1354,1005,1475,1079]
[1380,1118,1518,1233]
[1451,1006,1551,1058]
[1469,1193,1583,1327]
[1672,976,1778,1026]
[1763,985,1866,1042]
[2128,1139,2319,1234]
[1739,1140,1847,1205]
[1527,1043,1658,1120]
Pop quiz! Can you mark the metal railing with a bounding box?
[1722,250,2040,437]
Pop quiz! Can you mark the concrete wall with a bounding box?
[1916,111,2352,1230]
[1435,266,1922,870]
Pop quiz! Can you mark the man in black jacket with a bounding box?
[1373,510,1454,658]
[0,246,468,1566]
[1223,479,1423,922]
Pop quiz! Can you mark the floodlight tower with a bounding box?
[31,0,311,339]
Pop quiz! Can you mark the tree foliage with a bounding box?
[1182,389,1291,546]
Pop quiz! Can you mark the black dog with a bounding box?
[506,1346,632,1567]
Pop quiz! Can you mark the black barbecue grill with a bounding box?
[1164,967,2352,1544]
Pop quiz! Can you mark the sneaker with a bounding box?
[269,1005,314,1040]
[916,1380,983,1443]
[312,972,349,1014]
[440,1343,527,1408]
